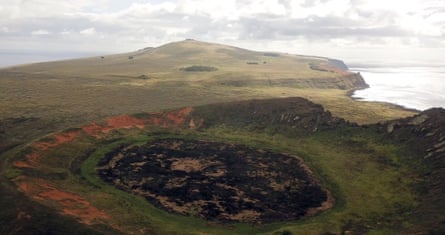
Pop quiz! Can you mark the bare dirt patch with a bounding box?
[104,115,145,131]
[147,107,200,128]
[34,131,81,151]
[16,177,110,225]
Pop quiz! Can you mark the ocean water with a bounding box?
[0,51,105,68]
[351,66,445,111]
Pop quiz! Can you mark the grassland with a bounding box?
[0,40,425,234]
[3,108,425,234]
[0,40,415,152]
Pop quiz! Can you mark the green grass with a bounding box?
[27,125,414,234]
[4,168,22,179]
[188,127,420,234]
[0,39,423,234]
[181,65,218,72]
[0,40,416,155]
[1,116,425,234]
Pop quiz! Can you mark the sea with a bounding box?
[350,64,445,111]
[0,50,104,68]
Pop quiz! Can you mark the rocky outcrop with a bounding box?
[194,97,349,136]
[380,108,445,161]
[214,72,367,90]
[376,108,445,234]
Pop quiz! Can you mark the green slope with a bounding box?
[3,97,443,234]
[0,40,426,234]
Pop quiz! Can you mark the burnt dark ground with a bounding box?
[98,139,328,223]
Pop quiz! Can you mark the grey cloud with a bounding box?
[237,15,412,41]
[415,35,445,48]
[1,0,444,54]
[423,6,445,19]
[1,15,124,37]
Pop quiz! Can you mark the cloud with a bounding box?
[80,27,96,35]
[0,0,444,62]
[31,29,51,36]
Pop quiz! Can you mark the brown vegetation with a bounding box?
[98,139,331,223]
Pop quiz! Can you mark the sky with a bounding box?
[1,0,445,66]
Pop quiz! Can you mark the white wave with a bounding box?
[351,66,445,111]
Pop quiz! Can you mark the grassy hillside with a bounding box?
[2,40,369,93]
[0,40,424,234]
[0,40,415,153]
[4,40,337,78]
[2,98,442,234]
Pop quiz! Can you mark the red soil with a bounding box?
[82,108,196,137]
[13,161,34,168]
[82,115,146,136]
[82,122,103,136]
[150,117,162,126]
[104,115,145,131]
[18,179,39,193]
[17,177,110,225]
[34,131,81,151]
[12,107,199,227]
[14,109,198,170]
[26,152,40,164]
[147,107,197,128]
[13,152,41,169]
[166,107,193,125]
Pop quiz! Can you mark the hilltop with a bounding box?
[4,39,365,89]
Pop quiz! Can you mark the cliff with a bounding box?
[376,108,445,233]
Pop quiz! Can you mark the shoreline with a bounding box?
[344,66,423,114]
[346,87,421,114]
[346,65,445,113]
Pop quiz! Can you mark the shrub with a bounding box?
[137,75,149,80]
[273,230,294,235]
[181,65,217,72]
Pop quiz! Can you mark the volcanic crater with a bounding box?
[98,138,331,223]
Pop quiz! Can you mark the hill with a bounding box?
[0,40,415,153]
[0,40,429,234]
[3,39,367,89]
